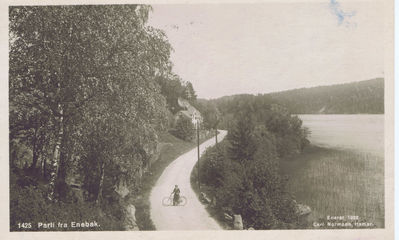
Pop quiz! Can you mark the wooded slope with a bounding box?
[265,78,384,114]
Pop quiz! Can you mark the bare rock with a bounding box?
[224,213,233,222]
[233,214,243,230]
[125,204,139,231]
[200,192,211,204]
[296,203,312,216]
[211,196,217,207]
[115,180,129,198]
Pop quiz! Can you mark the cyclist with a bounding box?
[171,185,181,206]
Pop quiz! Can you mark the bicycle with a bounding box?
[162,195,187,206]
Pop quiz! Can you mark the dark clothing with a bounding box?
[172,187,180,205]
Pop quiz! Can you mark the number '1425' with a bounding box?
[18,223,32,229]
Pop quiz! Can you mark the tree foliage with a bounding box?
[193,100,220,130]
[156,74,197,114]
[199,143,226,188]
[204,94,309,157]
[172,115,195,141]
[266,78,383,114]
[9,5,185,226]
[226,114,256,163]
[199,101,308,228]
[200,117,299,229]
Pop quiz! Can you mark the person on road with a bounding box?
[171,185,181,206]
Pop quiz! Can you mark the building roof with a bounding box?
[177,98,202,120]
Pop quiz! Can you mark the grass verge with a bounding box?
[190,162,232,230]
[279,145,384,228]
[134,131,215,230]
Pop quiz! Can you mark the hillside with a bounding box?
[202,78,384,115]
[265,78,384,114]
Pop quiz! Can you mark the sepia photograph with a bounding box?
[5,0,394,239]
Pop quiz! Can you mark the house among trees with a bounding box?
[176,97,203,128]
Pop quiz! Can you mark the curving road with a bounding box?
[149,130,227,230]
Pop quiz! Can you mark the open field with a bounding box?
[280,145,384,228]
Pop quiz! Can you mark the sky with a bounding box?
[147,1,384,99]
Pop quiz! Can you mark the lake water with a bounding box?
[297,114,384,157]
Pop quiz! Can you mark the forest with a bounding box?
[9,5,199,231]
[207,78,384,115]
[266,78,384,114]
[197,98,310,229]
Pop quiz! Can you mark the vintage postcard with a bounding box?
[1,0,394,239]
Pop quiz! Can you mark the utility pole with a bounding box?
[197,120,200,191]
[215,114,219,144]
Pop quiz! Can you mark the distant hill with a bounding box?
[195,78,384,130]
[264,78,384,114]
[203,78,384,115]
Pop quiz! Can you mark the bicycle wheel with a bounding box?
[162,197,172,206]
[179,196,187,206]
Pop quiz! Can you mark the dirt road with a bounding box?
[149,130,227,230]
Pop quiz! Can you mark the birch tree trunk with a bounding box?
[42,157,47,180]
[57,123,69,187]
[48,104,64,201]
[30,128,38,169]
[96,161,106,204]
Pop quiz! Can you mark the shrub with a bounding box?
[10,174,125,231]
[198,115,299,229]
[172,115,195,141]
[199,144,225,188]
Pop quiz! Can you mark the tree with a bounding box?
[226,114,256,164]
[199,144,225,188]
[264,105,309,157]
[155,74,186,114]
[183,82,197,102]
[194,100,220,130]
[173,115,194,141]
[199,106,301,229]
[9,5,173,201]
